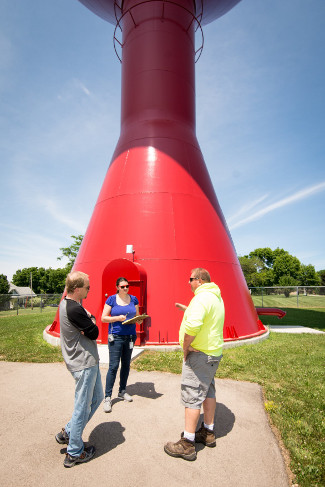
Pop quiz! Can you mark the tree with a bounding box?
[299,264,321,287]
[249,247,275,268]
[46,268,67,293]
[239,253,275,288]
[239,247,324,290]
[0,274,9,294]
[12,267,41,292]
[278,275,298,297]
[0,274,10,310]
[273,253,301,284]
[317,270,325,295]
[12,267,67,294]
[58,234,83,272]
[317,270,325,286]
[238,255,265,287]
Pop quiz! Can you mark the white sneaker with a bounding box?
[118,390,133,402]
[103,397,112,413]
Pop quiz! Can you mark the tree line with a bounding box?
[0,237,324,294]
[0,235,83,294]
[239,247,325,289]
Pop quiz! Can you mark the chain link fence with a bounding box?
[0,294,61,316]
[249,286,325,308]
[1,286,325,316]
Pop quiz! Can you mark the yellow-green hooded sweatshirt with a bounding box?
[179,282,225,356]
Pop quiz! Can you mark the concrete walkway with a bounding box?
[269,325,324,334]
[96,325,323,365]
[0,361,291,487]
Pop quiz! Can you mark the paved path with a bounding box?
[269,325,324,334]
[0,362,291,487]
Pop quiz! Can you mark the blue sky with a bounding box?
[1,0,324,281]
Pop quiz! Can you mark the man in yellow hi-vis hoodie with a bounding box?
[164,268,225,461]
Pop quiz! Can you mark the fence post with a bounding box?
[297,286,299,308]
[262,287,264,307]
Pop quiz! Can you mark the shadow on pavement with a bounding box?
[197,401,235,439]
[124,381,164,399]
[89,421,126,459]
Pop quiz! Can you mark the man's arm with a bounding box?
[183,333,196,361]
[175,303,187,312]
[66,300,99,340]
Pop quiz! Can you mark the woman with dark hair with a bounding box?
[101,277,142,413]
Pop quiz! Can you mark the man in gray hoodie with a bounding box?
[55,271,103,468]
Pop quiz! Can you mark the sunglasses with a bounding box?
[189,277,199,282]
[119,285,129,289]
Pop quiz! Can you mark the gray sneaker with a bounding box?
[55,428,69,445]
[103,397,112,413]
[63,445,95,468]
[118,390,133,402]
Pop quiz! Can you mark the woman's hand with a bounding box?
[119,315,127,322]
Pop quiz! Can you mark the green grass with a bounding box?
[0,305,59,317]
[216,334,325,487]
[0,311,63,362]
[251,293,325,309]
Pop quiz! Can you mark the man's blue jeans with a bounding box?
[105,335,136,398]
[65,363,103,457]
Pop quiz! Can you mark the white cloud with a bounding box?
[229,181,325,229]
[227,194,269,224]
[75,79,91,96]
[41,198,88,233]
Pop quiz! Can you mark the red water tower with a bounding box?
[48,0,267,345]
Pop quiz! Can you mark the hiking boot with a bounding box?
[118,390,133,402]
[164,437,196,461]
[195,422,216,447]
[103,397,112,413]
[55,428,69,445]
[63,445,96,468]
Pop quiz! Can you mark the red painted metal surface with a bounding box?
[48,0,267,345]
[256,308,286,319]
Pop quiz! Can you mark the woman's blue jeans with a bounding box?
[65,364,103,457]
[105,335,136,398]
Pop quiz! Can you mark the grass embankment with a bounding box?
[0,311,63,362]
[0,308,324,486]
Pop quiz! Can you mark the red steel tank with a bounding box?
[48,0,267,345]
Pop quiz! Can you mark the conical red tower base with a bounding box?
[48,0,267,345]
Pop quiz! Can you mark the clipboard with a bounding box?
[122,314,149,325]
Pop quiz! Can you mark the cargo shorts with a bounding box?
[181,351,222,409]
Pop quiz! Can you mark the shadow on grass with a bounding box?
[259,307,325,331]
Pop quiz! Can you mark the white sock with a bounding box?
[204,422,214,431]
[183,430,195,442]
